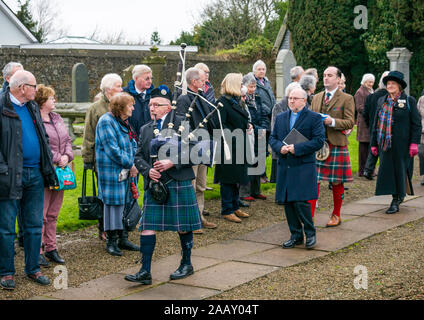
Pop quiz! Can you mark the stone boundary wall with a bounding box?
[0,48,275,102]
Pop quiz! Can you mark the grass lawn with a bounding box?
[58,129,360,232]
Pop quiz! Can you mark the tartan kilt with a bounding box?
[317,143,353,183]
[139,179,202,232]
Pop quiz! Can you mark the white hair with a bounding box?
[9,70,32,89]
[2,62,23,79]
[186,67,201,85]
[290,87,308,99]
[241,85,248,96]
[132,64,152,80]
[194,62,209,72]
[252,60,266,73]
[290,66,304,81]
[361,73,375,85]
[242,72,256,86]
[100,73,122,92]
[378,71,390,89]
[285,82,301,97]
[299,75,316,92]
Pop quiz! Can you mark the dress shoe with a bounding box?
[27,272,50,286]
[326,214,341,227]
[241,196,255,202]
[386,196,402,214]
[18,236,24,248]
[193,229,204,234]
[124,269,152,285]
[239,200,250,207]
[234,209,249,218]
[1,275,15,290]
[39,254,50,267]
[363,171,374,180]
[45,249,65,264]
[201,218,217,229]
[282,238,303,249]
[202,209,210,216]
[253,194,267,200]
[223,214,242,223]
[305,236,316,249]
[170,264,194,280]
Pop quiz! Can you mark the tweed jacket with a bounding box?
[354,85,373,142]
[95,112,138,205]
[310,89,355,146]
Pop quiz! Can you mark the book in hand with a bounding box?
[283,128,309,145]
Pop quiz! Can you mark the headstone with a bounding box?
[275,49,296,101]
[386,47,413,95]
[72,63,89,102]
[122,65,134,87]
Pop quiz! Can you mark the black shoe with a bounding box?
[27,272,50,286]
[106,231,122,256]
[118,230,140,251]
[282,238,304,249]
[305,236,316,249]
[39,254,50,267]
[421,178,424,186]
[170,264,194,280]
[45,249,65,264]
[386,197,400,214]
[0,276,15,290]
[18,236,24,248]
[363,171,374,180]
[238,200,250,208]
[124,269,152,285]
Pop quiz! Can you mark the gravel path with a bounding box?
[1,163,423,300]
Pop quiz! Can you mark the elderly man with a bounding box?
[270,88,325,249]
[290,66,305,83]
[125,86,202,284]
[0,70,57,290]
[194,62,215,104]
[123,64,154,136]
[310,66,355,227]
[1,62,23,94]
[176,67,217,232]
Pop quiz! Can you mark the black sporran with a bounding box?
[148,179,170,204]
[78,168,104,220]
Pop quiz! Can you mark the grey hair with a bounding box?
[299,75,316,92]
[241,85,248,96]
[290,87,308,99]
[242,72,256,86]
[361,73,375,85]
[132,64,152,80]
[9,70,32,89]
[186,67,201,85]
[252,60,266,73]
[285,82,301,97]
[100,73,122,92]
[2,62,23,79]
[194,62,209,72]
[304,68,318,79]
[290,66,304,81]
[378,71,390,89]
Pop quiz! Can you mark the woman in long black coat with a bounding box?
[214,73,251,223]
[371,71,422,214]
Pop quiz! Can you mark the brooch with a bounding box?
[398,99,406,108]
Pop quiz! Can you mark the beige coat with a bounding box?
[417,96,424,144]
[310,89,355,146]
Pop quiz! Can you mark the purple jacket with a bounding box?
[43,112,74,165]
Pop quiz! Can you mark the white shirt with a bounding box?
[324,88,338,127]
[9,93,24,106]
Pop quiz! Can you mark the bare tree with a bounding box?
[30,0,69,42]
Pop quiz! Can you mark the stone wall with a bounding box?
[0,48,276,102]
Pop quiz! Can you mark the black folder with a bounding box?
[283,128,309,145]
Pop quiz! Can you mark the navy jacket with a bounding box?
[270,108,325,203]
[123,80,154,137]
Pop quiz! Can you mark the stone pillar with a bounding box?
[275,49,296,101]
[386,47,413,95]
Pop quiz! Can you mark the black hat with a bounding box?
[150,85,172,101]
[383,71,407,90]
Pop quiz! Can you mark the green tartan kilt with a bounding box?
[139,179,202,232]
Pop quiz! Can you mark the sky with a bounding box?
[5,0,209,44]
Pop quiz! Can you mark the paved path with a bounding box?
[30,185,424,300]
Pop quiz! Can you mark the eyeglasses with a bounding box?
[288,97,305,101]
[149,103,169,108]
[22,83,37,89]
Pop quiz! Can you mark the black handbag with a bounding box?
[78,168,104,220]
[123,178,142,231]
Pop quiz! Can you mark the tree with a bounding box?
[16,0,43,42]
[170,31,195,46]
[150,31,161,45]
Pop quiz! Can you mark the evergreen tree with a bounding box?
[150,31,161,45]
[16,0,43,42]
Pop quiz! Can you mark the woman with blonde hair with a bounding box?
[214,73,251,223]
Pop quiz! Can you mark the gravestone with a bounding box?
[275,49,296,101]
[72,63,89,102]
[386,47,413,95]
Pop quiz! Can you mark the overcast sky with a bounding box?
[5,0,209,43]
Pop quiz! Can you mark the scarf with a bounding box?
[116,116,138,142]
[376,94,400,151]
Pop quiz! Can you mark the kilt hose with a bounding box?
[317,143,353,183]
[139,179,202,232]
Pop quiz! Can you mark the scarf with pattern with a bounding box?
[376,94,400,151]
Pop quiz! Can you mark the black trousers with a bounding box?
[364,145,379,174]
[358,142,369,175]
[283,201,315,240]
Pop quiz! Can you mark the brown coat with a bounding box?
[354,85,372,142]
[310,89,355,146]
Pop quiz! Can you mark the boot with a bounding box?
[118,229,140,251]
[386,195,401,214]
[106,230,122,256]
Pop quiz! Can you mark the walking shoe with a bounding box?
[170,264,194,280]
[305,236,316,249]
[124,269,152,285]
[234,209,249,218]
[363,171,374,180]
[39,254,50,267]
[282,238,303,249]
[45,249,65,264]
[253,194,267,200]
[326,214,341,227]
[27,272,50,286]
[241,196,255,202]
[193,229,204,234]
[201,218,217,229]
[1,276,15,290]
[223,214,242,223]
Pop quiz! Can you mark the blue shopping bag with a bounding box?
[55,165,77,191]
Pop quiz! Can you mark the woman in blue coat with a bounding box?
[96,93,139,256]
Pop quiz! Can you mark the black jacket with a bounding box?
[0,90,58,200]
[363,88,388,135]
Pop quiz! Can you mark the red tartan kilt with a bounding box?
[317,143,353,183]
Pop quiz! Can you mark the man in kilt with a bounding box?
[125,86,202,285]
[310,66,355,227]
